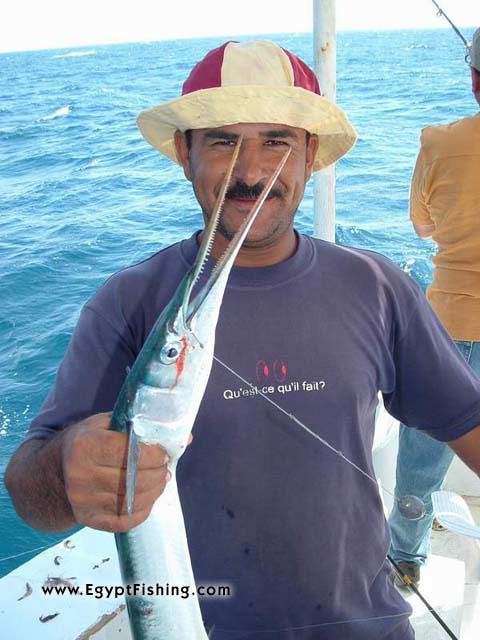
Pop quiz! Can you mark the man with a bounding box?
[389,27,480,589]
[5,40,480,640]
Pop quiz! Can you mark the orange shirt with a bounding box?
[410,113,480,340]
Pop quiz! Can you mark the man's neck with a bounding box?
[197,227,298,268]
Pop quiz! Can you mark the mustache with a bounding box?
[225,180,282,200]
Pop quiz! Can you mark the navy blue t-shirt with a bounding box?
[27,232,480,639]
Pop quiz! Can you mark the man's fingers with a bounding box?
[88,431,128,467]
[115,485,167,516]
[136,442,170,469]
[77,430,168,470]
[73,483,166,530]
[77,412,113,430]
[82,464,170,496]
[84,486,165,516]
[64,422,126,468]
[78,508,154,533]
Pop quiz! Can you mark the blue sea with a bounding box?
[0,28,477,577]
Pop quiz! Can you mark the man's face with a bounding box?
[174,123,318,249]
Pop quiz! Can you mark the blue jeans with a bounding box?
[389,340,480,565]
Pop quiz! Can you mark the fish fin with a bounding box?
[126,420,139,518]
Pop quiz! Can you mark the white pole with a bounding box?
[313,0,336,242]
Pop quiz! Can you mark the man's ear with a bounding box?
[305,133,319,182]
[174,130,192,182]
[472,67,480,97]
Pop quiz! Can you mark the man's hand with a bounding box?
[5,413,189,534]
[61,413,170,532]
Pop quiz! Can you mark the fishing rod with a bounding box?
[430,0,472,62]
[213,355,460,639]
[388,556,459,640]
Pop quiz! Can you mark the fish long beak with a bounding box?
[183,140,291,325]
[122,141,290,517]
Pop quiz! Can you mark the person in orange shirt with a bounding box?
[389,28,480,587]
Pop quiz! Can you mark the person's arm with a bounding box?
[448,424,480,476]
[5,412,170,533]
[382,274,480,445]
[5,287,171,533]
[409,138,435,238]
[5,435,74,532]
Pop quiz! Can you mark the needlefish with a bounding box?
[110,138,291,640]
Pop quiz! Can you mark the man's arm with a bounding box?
[410,141,435,238]
[448,424,480,476]
[5,413,170,533]
[5,436,75,532]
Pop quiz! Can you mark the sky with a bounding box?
[1,0,477,54]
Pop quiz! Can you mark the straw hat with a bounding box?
[137,40,357,173]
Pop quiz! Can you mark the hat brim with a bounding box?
[137,86,357,172]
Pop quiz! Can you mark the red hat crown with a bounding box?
[182,41,321,96]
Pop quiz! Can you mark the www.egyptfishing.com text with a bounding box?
[42,582,232,599]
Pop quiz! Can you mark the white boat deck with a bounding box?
[403,496,480,640]
[0,498,478,639]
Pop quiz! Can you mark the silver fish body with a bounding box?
[110,142,291,639]
[112,268,231,639]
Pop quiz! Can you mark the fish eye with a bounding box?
[160,340,183,364]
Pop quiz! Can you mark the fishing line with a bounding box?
[213,355,425,519]
[430,0,472,61]
[0,543,57,563]
[212,612,411,634]
[213,355,458,638]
